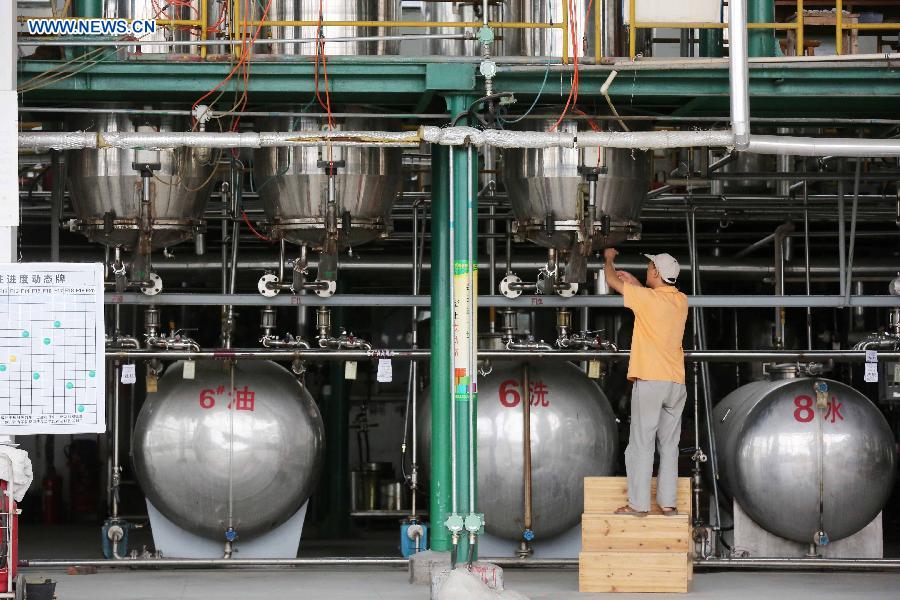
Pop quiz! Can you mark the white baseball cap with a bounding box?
[644,253,680,284]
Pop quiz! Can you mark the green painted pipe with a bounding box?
[429,143,452,553]
[748,0,777,58]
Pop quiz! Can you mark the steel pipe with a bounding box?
[18,34,471,47]
[695,558,900,571]
[101,349,900,362]
[102,293,900,308]
[728,0,751,149]
[18,556,900,571]
[19,558,409,569]
[748,135,900,157]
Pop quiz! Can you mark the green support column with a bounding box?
[429,143,452,553]
[699,30,724,57]
[430,94,481,559]
[748,0,777,58]
[75,0,103,18]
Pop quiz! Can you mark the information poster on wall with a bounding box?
[0,263,106,434]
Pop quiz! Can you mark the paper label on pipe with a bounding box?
[182,360,196,380]
[120,364,136,385]
[865,350,878,363]
[864,363,879,383]
[377,359,392,383]
[588,361,601,379]
[146,375,158,393]
[345,361,358,380]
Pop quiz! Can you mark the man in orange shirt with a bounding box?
[603,248,689,516]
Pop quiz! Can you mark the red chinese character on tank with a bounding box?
[825,397,843,423]
[530,381,549,407]
[229,386,255,412]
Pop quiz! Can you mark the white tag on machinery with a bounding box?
[377,358,393,383]
[120,364,136,385]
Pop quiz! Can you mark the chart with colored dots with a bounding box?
[0,263,106,434]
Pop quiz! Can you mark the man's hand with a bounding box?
[603,248,625,294]
[617,271,641,287]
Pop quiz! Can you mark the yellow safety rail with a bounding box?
[835,0,900,55]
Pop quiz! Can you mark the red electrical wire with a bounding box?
[242,210,273,243]
[190,0,272,129]
[314,0,335,131]
[549,0,580,132]
[207,1,227,34]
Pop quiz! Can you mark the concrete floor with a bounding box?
[17,568,900,600]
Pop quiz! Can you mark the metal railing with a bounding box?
[625,0,900,59]
[625,0,804,58]
[835,0,900,55]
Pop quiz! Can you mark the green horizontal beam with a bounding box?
[17,58,900,117]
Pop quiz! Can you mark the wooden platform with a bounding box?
[579,477,693,593]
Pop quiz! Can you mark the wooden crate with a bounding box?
[579,551,690,593]
[580,477,692,593]
[584,476,691,516]
[582,513,690,552]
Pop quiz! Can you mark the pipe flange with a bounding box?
[500,275,522,299]
[258,274,280,298]
[556,283,579,298]
[141,273,163,296]
[315,280,337,298]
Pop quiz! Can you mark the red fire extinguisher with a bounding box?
[0,481,19,594]
[41,467,62,525]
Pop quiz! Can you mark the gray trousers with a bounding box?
[624,380,687,512]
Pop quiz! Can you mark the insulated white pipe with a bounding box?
[728,0,751,150]
[748,135,900,157]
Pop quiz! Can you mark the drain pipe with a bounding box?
[519,362,534,558]
[845,159,863,306]
[773,222,796,349]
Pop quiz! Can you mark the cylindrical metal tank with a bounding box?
[420,361,618,540]
[248,0,400,56]
[250,1,403,251]
[133,360,324,540]
[713,374,897,544]
[507,0,595,59]
[104,0,197,55]
[502,119,652,253]
[252,115,402,250]
[66,112,215,250]
[425,1,509,56]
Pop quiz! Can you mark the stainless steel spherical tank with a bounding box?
[420,361,618,540]
[713,375,896,544]
[502,119,651,253]
[252,115,402,250]
[66,112,215,250]
[133,360,324,540]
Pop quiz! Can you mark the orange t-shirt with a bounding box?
[622,283,689,384]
